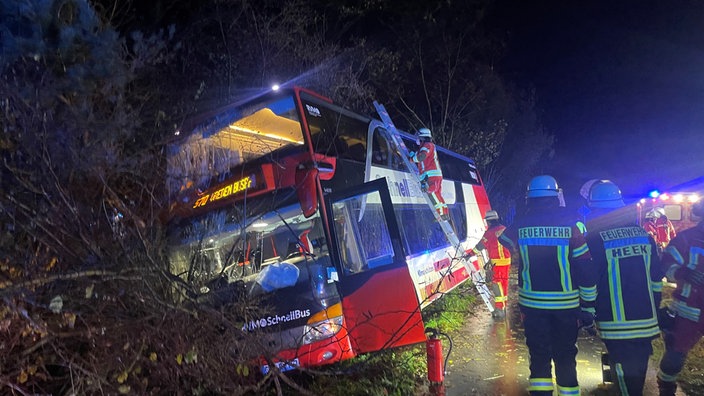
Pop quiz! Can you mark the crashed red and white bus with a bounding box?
[164,86,492,374]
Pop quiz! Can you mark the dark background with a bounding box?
[495,1,704,202]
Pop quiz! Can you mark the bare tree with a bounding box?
[0,1,272,394]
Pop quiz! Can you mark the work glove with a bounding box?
[578,309,597,336]
[658,306,677,331]
[484,261,494,282]
[675,266,704,287]
[408,151,416,158]
[420,180,429,193]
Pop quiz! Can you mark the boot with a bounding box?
[492,308,505,319]
[657,378,677,396]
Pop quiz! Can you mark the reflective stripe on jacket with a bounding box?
[585,222,663,340]
[411,142,443,180]
[500,206,591,310]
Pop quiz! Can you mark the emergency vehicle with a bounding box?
[636,191,701,234]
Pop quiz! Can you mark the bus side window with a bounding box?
[310,126,346,157]
[391,137,416,171]
[345,141,366,162]
[371,131,390,166]
[305,100,369,161]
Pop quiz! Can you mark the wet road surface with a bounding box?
[440,272,686,395]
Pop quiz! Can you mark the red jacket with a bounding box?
[410,141,443,180]
[645,217,676,247]
[481,224,511,266]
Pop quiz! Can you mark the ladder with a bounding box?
[373,101,495,312]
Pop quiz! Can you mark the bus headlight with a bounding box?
[303,316,344,344]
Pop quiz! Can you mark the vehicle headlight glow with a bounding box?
[690,194,700,203]
[303,316,344,344]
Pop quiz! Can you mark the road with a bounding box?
[439,271,686,396]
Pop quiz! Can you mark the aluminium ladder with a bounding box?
[373,101,495,312]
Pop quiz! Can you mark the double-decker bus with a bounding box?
[165,87,493,374]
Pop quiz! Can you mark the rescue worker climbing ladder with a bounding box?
[408,127,449,220]
[373,101,495,312]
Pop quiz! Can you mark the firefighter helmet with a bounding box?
[526,175,560,198]
[645,208,662,219]
[485,210,499,221]
[417,128,432,138]
[588,180,625,208]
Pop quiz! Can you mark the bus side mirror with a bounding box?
[296,163,319,218]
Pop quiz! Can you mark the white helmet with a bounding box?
[645,208,661,219]
[417,128,432,138]
[485,210,499,221]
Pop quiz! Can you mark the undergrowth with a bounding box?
[300,282,478,395]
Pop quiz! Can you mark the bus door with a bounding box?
[325,178,425,354]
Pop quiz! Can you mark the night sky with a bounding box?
[495,1,704,201]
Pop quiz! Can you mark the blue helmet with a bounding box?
[588,180,625,209]
[526,175,560,198]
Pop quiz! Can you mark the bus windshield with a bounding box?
[167,94,303,196]
[168,202,336,304]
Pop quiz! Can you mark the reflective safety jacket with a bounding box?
[482,224,511,266]
[644,217,676,248]
[585,220,663,340]
[410,141,443,180]
[655,217,677,247]
[663,221,704,322]
[499,206,592,310]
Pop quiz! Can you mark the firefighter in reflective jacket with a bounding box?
[657,199,704,396]
[583,180,663,396]
[499,175,592,396]
[409,128,449,220]
[644,208,676,252]
[480,210,512,319]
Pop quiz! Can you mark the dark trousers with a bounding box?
[603,339,653,396]
[522,307,579,395]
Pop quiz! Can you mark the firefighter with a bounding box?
[656,198,704,396]
[644,208,676,252]
[583,180,663,396]
[408,128,449,220]
[499,175,592,396]
[643,209,658,241]
[479,210,512,319]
